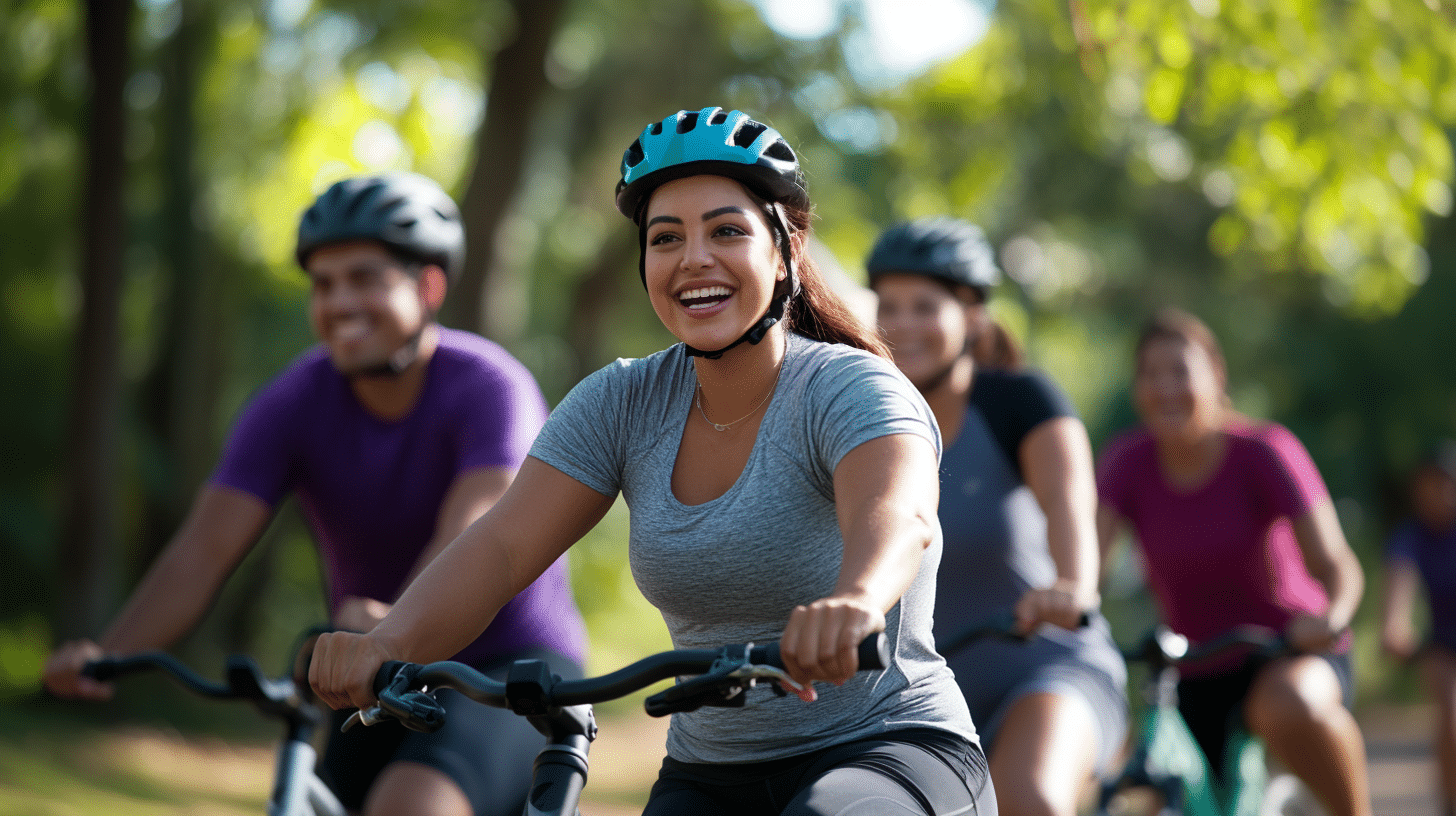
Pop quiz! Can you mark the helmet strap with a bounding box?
[349,323,429,378]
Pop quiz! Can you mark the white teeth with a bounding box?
[334,317,369,341]
[679,285,731,304]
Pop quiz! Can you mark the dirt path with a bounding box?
[1358,702,1442,816]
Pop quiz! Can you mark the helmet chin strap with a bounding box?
[348,303,437,378]
[349,324,427,378]
[683,293,786,359]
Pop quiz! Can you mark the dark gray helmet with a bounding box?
[866,216,1000,294]
[295,172,464,282]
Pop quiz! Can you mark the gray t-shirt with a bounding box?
[528,332,977,763]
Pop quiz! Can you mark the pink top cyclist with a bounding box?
[1099,418,1337,655]
[1095,308,1372,816]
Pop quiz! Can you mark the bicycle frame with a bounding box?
[1096,626,1318,816]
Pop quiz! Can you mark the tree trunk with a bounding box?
[138,0,224,565]
[443,0,569,337]
[56,0,134,640]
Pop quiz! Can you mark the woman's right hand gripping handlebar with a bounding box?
[309,630,400,711]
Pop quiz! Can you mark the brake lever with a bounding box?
[342,705,390,732]
[724,663,805,694]
[643,643,808,716]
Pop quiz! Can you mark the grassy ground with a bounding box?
[0,696,670,816]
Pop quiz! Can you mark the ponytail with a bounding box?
[778,203,891,360]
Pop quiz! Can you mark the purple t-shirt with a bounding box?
[211,327,586,667]
[1385,520,1456,651]
[1097,421,1334,666]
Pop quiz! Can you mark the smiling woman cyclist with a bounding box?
[1096,307,1371,816]
[870,217,1127,816]
[309,107,994,816]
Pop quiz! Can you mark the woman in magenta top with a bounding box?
[1096,308,1371,816]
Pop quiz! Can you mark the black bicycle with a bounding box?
[348,634,890,816]
[82,634,345,816]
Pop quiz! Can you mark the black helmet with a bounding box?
[615,107,808,224]
[296,172,464,282]
[866,217,1000,295]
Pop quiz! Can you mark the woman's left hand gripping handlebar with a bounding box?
[309,630,397,711]
[779,597,886,702]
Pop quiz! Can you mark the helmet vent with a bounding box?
[733,122,765,147]
[764,141,795,162]
[624,140,644,168]
[707,109,729,125]
[649,122,663,136]
[676,111,699,133]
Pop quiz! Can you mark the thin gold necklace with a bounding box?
[696,354,784,432]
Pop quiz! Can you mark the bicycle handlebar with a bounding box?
[1122,623,1341,670]
[936,609,1092,656]
[82,652,318,722]
[351,633,889,733]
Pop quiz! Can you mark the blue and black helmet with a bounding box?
[615,107,808,224]
[296,172,464,283]
[866,216,1001,296]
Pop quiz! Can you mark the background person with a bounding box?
[309,107,995,816]
[869,217,1126,816]
[1096,306,1371,816]
[1379,441,1456,816]
[43,172,588,816]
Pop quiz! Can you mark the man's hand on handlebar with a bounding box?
[43,639,113,701]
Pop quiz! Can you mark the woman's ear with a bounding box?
[420,265,448,313]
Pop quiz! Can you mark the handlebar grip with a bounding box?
[753,633,889,672]
[373,660,412,696]
[858,633,890,670]
[81,658,123,682]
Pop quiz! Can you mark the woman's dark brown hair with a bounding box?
[775,199,892,360]
[1135,307,1227,380]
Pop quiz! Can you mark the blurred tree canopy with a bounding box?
[1,0,1453,691]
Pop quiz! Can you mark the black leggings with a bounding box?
[1177,651,1353,783]
[643,728,995,816]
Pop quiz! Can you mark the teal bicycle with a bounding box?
[1095,625,1328,816]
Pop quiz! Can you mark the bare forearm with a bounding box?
[1043,506,1100,603]
[834,504,934,612]
[99,544,234,653]
[1319,548,1365,632]
[1295,501,1364,631]
[98,486,267,654]
[1022,417,1100,604]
